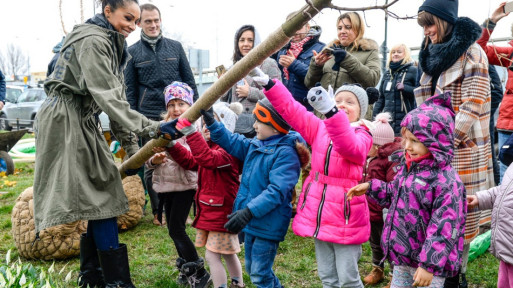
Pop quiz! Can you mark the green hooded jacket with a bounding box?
[34,16,159,234]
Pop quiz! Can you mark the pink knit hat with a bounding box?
[370,112,395,146]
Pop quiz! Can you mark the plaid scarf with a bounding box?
[283,36,311,80]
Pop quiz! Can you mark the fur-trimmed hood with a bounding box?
[419,17,482,77]
[326,38,379,51]
[295,142,311,169]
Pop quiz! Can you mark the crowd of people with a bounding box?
[30,0,513,287]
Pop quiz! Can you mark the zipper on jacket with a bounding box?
[300,182,312,210]
[139,88,148,108]
[313,142,333,238]
[492,179,513,254]
[344,192,351,224]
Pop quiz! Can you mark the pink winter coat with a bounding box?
[263,80,372,245]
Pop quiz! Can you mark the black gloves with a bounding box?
[366,87,380,105]
[159,118,184,140]
[200,107,216,126]
[224,207,253,233]
[331,48,347,71]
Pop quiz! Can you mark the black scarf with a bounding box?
[86,13,130,73]
[419,17,482,80]
[389,61,403,72]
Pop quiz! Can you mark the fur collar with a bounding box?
[419,17,482,77]
[326,38,379,51]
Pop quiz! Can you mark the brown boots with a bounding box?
[363,266,385,285]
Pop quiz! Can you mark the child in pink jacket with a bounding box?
[253,68,373,288]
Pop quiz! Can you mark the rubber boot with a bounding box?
[444,271,459,288]
[78,234,105,288]
[459,273,468,288]
[175,257,188,286]
[181,258,212,288]
[98,244,136,288]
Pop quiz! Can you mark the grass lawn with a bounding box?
[0,161,500,287]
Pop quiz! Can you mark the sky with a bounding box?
[0,0,511,74]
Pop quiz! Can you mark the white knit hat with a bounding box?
[213,102,243,133]
[370,112,395,146]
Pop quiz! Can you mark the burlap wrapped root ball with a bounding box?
[117,175,145,231]
[11,176,143,260]
[11,187,87,260]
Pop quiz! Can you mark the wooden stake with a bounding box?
[119,0,332,178]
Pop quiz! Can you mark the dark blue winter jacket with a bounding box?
[124,37,198,119]
[274,26,324,111]
[208,121,304,241]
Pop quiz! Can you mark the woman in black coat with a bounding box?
[373,44,418,135]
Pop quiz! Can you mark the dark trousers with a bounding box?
[87,217,119,251]
[162,189,198,262]
[369,220,385,268]
[138,135,159,215]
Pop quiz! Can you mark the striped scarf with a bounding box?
[283,36,311,80]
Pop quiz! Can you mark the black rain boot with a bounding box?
[181,258,212,288]
[459,273,468,288]
[98,244,136,288]
[78,234,105,288]
[175,257,188,286]
[444,271,460,288]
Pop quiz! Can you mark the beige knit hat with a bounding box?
[370,112,395,146]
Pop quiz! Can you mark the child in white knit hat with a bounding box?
[362,112,403,286]
[169,102,247,288]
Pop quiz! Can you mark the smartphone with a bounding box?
[215,65,226,77]
[504,1,513,13]
[320,47,333,56]
[237,79,245,86]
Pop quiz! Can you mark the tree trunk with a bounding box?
[119,0,332,178]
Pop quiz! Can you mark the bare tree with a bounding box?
[3,44,29,79]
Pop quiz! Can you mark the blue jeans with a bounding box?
[87,217,119,251]
[244,234,282,288]
[498,131,513,183]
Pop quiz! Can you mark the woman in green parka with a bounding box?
[34,0,182,287]
[304,12,381,120]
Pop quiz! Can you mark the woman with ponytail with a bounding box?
[34,0,181,287]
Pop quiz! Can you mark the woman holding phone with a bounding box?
[220,24,281,138]
[304,12,381,119]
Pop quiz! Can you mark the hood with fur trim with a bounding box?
[326,38,379,51]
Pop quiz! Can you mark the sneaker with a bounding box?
[363,266,384,285]
[229,279,245,287]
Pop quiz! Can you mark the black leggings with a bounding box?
[160,190,198,262]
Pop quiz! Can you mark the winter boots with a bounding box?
[363,266,385,285]
[78,234,105,288]
[181,258,212,288]
[98,244,136,288]
[175,257,189,286]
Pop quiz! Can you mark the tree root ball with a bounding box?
[11,177,144,260]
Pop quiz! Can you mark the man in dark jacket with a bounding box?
[273,21,324,111]
[47,37,65,77]
[124,3,198,225]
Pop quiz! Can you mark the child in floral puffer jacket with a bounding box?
[252,68,374,288]
[348,92,467,288]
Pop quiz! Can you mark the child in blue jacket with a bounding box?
[199,98,309,288]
